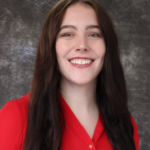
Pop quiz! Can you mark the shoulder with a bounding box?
[131,116,139,150]
[0,93,30,150]
[0,93,30,123]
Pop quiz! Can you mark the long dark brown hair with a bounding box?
[24,0,136,150]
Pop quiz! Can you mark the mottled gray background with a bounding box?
[0,0,149,149]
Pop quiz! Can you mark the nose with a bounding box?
[75,36,89,52]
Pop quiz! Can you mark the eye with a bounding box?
[89,33,100,37]
[62,33,73,37]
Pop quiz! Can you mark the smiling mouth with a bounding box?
[69,59,94,65]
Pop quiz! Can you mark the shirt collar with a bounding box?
[59,93,104,143]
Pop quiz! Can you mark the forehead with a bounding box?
[61,2,98,26]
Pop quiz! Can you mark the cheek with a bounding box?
[89,38,105,51]
[56,40,65,61]
[92,42,106,58]
[55,40,62,56]
[56,40,71,58]
[55,40,69,71]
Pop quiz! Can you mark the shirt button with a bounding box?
[89,144,93,149]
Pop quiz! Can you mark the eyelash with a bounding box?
[89,33,100,37]
[61,33,100,38]
[62,33,73,37]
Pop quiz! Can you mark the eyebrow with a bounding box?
[59,25,100,31]
[59,25,76,31]
[85,25,100,30]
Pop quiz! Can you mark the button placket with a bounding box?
[89,144,93,149]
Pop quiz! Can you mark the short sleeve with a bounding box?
[0,100,23,150]
[131,116,139,150]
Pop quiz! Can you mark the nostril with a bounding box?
[75,48,89,52]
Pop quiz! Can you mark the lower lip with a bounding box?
[69,61,94,68]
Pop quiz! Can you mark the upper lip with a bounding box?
[68,57,94,61]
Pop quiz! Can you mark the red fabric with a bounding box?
[60,94,139,150]
[0,93,29,150]
[0,94,139,150]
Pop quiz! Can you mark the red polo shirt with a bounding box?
[0,93,139,150]
[60,94,139,150]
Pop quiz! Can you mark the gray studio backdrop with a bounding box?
[0,0,150,149]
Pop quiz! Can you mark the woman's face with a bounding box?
[55,3,106,86]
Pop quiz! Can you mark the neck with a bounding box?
[60,77,98,114]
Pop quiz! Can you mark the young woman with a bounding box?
[0,0,139,150]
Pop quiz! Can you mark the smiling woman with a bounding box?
[0,0,139,150]
[56,3,105,85]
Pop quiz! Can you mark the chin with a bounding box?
[70,77,96,86]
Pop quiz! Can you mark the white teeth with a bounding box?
[82,61,85,65]
[72,59,75,64]
[70,59,93,65]
[78,60,81,64]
